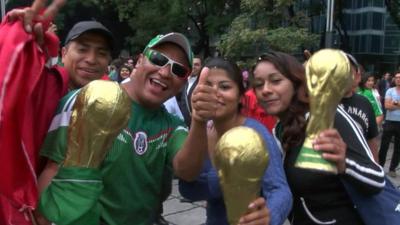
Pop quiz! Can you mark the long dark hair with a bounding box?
[251,51,309,151]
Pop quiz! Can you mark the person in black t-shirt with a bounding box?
[340,53,379,162]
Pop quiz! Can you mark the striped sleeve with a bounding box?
[40,90,80,163]
[335,106,385,195]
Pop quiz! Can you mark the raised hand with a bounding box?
[238,197,270,225]
[191,67,218,123]
[7,0,65,44]
[47,22,57,34]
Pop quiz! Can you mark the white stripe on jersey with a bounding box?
[52,178,102,183]
[48,91,79,132]
[345,158,384,177]
[345,168,385,188]
[176,125,188,132]
[337,106,384,187]
[337,106,375,161]
[62,91,79,113]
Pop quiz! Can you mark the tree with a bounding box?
[385,0,400,28]
[53,0,132,57]
[6,0,131,57]
[184,0,240,57]
[92,0,241,57]
[218,0,319,62]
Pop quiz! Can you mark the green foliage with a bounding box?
[5,0,320,58]
[128,0,189,52]
[266,27,319,52]
[90,0,138,21]
[218,0,318,61]
[240,0,268,14]
[218,14,268,59]
[90,0,191,53]
[90,0,241,56]
[386,0,400,28]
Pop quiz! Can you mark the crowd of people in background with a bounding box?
[1,1,400,225]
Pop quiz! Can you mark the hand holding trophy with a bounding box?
[295,49,352,173]
[213,126,269,225]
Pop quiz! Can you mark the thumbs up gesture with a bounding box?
[190,67,218,123]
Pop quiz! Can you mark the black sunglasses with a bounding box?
[144,49,191,79]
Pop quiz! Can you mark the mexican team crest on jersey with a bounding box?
[133,131,148,155]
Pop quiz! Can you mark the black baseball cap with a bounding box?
[64,21,114,50]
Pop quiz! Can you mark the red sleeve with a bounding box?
[241,89,277,132]
[0,17,68,224]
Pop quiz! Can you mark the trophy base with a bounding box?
[295,145,337,174]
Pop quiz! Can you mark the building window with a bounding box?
[355,14,361,30]
[362,13,368,29]
[372,13,383,30]
[355,0,362,8]
[373,0,383,7]
[360,35,367,52]
[354,36,360,52]
[384,35,400,54]
[343,14,351,31]
[370,35,381,53]
[344,0,353,9]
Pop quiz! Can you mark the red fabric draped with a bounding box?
[0,16,68,225]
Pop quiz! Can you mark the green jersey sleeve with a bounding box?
[40,90,80,163]
[166,123,188,167]
[38,167,103,225]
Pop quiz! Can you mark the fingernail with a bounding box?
[25,25,32,33]
[248,202,255,208]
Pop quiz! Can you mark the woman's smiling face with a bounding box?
[252,61,295,118]
[206,68,241,120]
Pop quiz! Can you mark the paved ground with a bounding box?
[162,180,206,225]
[162,141,400,225]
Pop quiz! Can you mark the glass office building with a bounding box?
[310,0,400,74]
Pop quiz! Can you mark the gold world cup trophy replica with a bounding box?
[295,49,352,174]
[213,126,269,225]
[64,80,131,168]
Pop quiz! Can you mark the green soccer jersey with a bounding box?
[357,88,383,117]
[40,91,188,225]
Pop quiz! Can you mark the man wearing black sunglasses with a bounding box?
[37,32,218,225]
